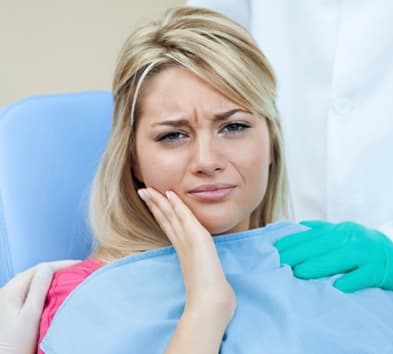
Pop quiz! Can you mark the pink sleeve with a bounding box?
[37,259,102,354]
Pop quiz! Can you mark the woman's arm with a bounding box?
[138,188,236,354]
[166,303,233,354]
[0,261,79,354]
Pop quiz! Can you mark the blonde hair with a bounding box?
[90,6,289,263]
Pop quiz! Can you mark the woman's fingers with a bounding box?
[139,187,218,271]
[138,188,210,247]
[138,188,181,245]
[165,191,204,238]
[138,187,211,258]
[166,190,201,230]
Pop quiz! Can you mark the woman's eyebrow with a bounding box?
[151,108,248,127]
[213,108,248,121]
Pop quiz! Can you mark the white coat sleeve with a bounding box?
[186,0,251,30]
[378,223,393,241]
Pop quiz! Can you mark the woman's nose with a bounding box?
[189,137,226,176]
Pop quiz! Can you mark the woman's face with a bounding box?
[135,67,271,235]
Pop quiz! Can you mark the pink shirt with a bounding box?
[37,258,103,354]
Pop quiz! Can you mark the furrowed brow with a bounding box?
[212,108,248,121]
[151,108,248,128]
[151,119,190,128]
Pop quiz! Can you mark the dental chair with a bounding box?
[0,91,113,286]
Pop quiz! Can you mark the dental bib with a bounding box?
[41,221,393,354]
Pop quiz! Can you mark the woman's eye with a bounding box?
[157,131,187,142]
[221,123,250,134]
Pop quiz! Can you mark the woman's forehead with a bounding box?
[139,67,243,125]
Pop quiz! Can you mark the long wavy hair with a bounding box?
[90,6,289,263]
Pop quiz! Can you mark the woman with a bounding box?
[38,6,286,352]
[29,6,392,354]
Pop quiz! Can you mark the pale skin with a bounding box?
[138,188,236,353]
[135,67,272,353]
[135,67,271,235]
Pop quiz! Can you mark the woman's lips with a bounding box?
[188,186,236,202]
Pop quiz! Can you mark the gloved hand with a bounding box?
[0,260,79,354]
[274,220,393,293]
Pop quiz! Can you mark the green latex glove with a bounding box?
[274,220,393,293]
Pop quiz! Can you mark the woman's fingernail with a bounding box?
[138,189,152,200]
[137,189,146,199]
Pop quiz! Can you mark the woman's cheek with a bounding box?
[140,155,182,193]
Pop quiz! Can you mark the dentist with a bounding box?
[187,0,393,292]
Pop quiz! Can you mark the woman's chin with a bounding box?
[201,219,249,236]
[190,206,251,236]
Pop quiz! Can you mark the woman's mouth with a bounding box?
[187,184,236,202]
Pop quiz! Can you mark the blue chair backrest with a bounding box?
[0,91,113,286]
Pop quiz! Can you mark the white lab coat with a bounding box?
[187,0,393,236]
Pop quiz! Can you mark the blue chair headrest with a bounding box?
[0,91,113,286]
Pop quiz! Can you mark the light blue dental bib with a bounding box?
[41,222,393,354]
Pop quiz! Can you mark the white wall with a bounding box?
[0,0,185,106]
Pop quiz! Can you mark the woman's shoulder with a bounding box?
[51,258,103,283]
[44,258,103,300]
[37,258,103,353]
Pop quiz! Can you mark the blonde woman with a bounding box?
[38,7,285,353]
[34,6,393,354]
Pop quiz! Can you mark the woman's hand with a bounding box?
[0,260,80,354]
[138,188,236,353]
